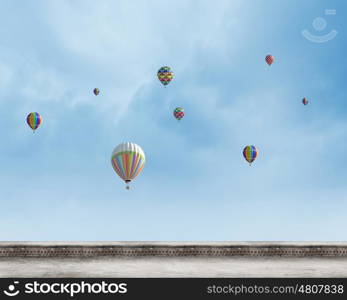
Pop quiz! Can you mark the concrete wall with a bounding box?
[1,242,347,277]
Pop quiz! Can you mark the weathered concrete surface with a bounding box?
[1,256,347,278]
[1,242,347,277]
[1,242,347,257]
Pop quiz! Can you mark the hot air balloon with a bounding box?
[243,145,258,166]
[157,66,173,87]
[302,97,308,105]
[265,54,274,66]
[173,107,184,121]
[93,88,100,96]
[111,142,145,189]
[26,112,42,132]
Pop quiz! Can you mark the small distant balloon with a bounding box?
[157,66,173,86]
[93,88,100,96]
[302,97,308,105]
[265,54,274,66]
[243,145,258,166]
[111,142,145,189]
[26,112,42,132]
[173,107,184,121]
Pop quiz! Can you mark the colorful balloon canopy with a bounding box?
[111,142,145,189]
[302,97,308,105]
[157,66,173,86]
[26,112,42,132]
[93,88,100,96]
[173,107,184,121]
[243,145,258,165]
[265,54,274,66]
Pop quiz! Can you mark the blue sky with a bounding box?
[0,0,346,241]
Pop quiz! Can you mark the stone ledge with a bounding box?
[1,242,347,257]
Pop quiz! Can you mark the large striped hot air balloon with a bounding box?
[173,107,184,121]
[111,142,145,189]
[302,97,308,105]
[265,54,274,66]
[157,66,173,87]
[26,112,42,132]
[243,145,258,166]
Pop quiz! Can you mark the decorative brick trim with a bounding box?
[0,244,347,257]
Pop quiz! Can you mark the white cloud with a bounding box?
[20,64,68,103]
[0,61,14,91]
